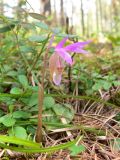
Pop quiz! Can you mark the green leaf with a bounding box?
[34,21,49,30]
[0,135,78,153]
[0,109,4,117]
[69,144,86,156]
[43,97,55,110]
[28,93,38,107]
[92,82,102,90]
[18,75,29,89]
[43,109,59,124]
[6,71,18,78]
[29,35,47,43]
[52,103,74,123]
[93,80,112,91]
[29,86,39,92]
[27,125,36,135]
[46,94,119,109]
[29,105,38,112]
[13,111,31,119]
[20,46,34,53]
[0,135,40,148]
[29,12,46,20]
[9,105,14,114]
[63,104,74,123]
[8,126,27,139]
[10,87,23,94]
[0,24,15,33]
[43,122,105,135]
[22,23,36,30]
[103,82,112,90]
[0,96,11,103]
[52,104,66,116]
[0,114,16,127]
[113,81,120,86]
[0,93,118,109]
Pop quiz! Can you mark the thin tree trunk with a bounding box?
[98,0,103,32]
[40,0,51,15]
[86,12,90,37]
[96,0,99,34]
[60,0,64,26]
[80,0,85,36]
[53,0,57,25]
[112,0,119,32]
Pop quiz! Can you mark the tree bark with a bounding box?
[80,0,85,36]
[60,0,64,26]
[96,0,99,34]
[40,0,51,15]
[112,0,119,32]
[98,0,103,32]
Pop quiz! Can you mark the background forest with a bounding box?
[0,0,120,160]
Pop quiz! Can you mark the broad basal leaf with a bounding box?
[0,114,16,127]
[69,144,86,156]
[13,111,31,119]
[43,97,55,110]
[18,75,29,89]
[10,87,23,94]
[8,126,27,140]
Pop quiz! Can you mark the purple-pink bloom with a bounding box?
[55,38,91,65]
[49,37,91,85]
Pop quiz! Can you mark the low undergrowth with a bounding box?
[0,13,120,159]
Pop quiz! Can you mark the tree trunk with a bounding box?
[96,0,99,34]
[80,0,85,36]
[53,0,57,26]
[98,0,103,32]
[112,0,119,32]
[40,0,51,15]
[60,0,64,26]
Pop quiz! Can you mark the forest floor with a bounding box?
[0,87,120,160]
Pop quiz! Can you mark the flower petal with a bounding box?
[71,48,89,54]
[64,40,91,52]
[56,37,68,49]
[53,72,62,85]
[49,53,64,85]
[56,48,73,65]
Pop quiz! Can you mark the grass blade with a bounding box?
[0,136,40,148]
[0,136,78,153]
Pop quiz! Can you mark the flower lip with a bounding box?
[55,48,73,65]
[53,72,62,86]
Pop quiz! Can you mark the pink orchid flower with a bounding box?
[49,37,91,85]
